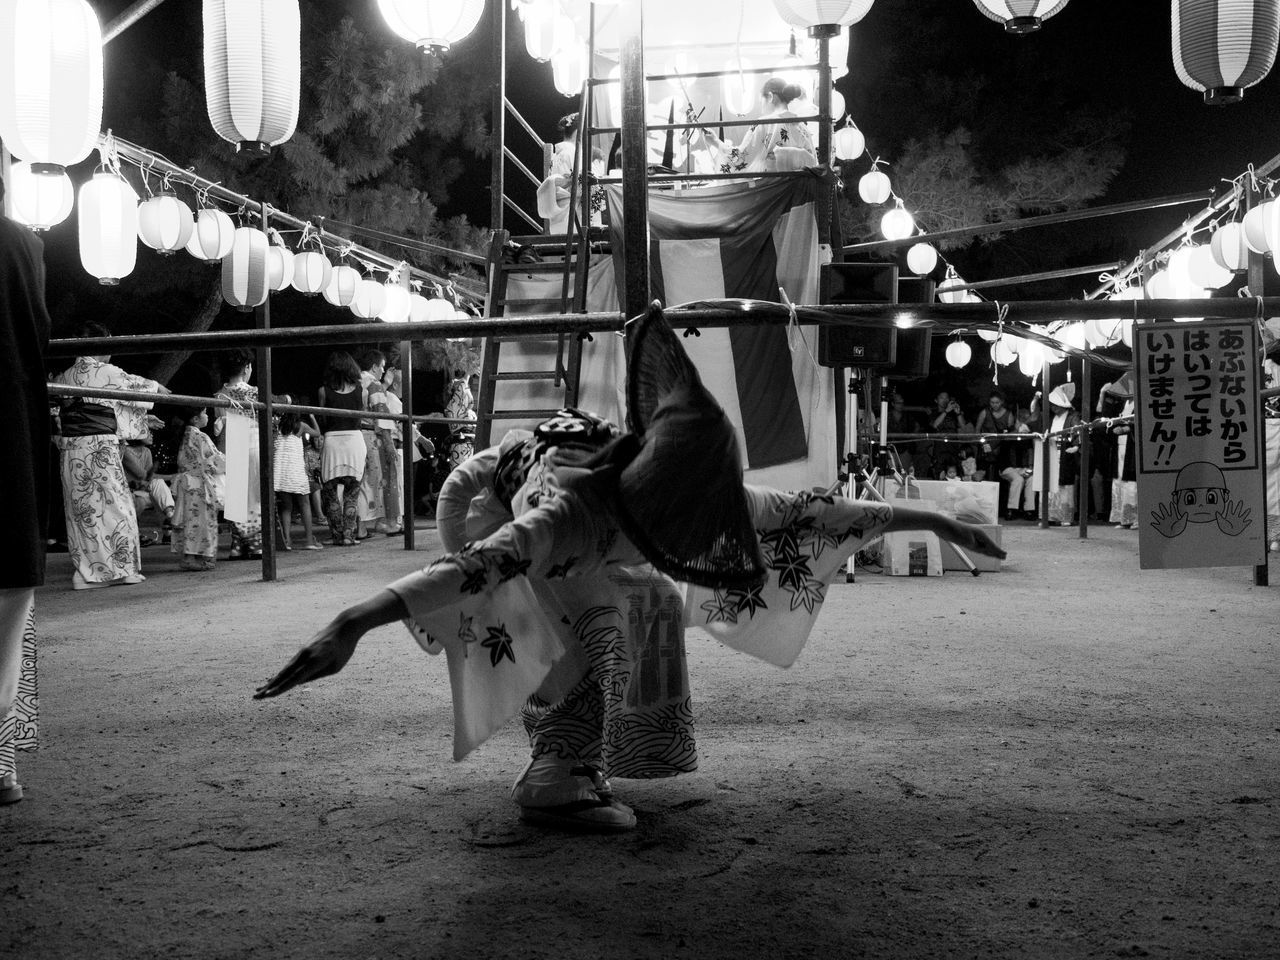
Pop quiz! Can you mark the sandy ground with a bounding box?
[2,519,1278,960]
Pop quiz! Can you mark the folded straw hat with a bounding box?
[612,303,766,589]
[1048,382,1077,408]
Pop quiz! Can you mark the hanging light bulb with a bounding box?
[137,192,195,254]
[78,171,138,286]
[379,282,412,323]
[221,226,269,311]
[6,161,74,230]
[858,168,891,204]
[185,207,236,263]
[290,250,332,295]
[377,0,486,53]
[945,339,971,368]
[831,118,865,160]
[322,264,361,307]
[906,242,938,276]
[992,337,1018,365]
[880,202,914,241]
[265,243,295,292]
[203,0,300,155]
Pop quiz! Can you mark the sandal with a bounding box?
[304,542,324,551]
[519,797,636,833]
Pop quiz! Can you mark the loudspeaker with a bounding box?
[818,263,899,367]
[890,277,935,380]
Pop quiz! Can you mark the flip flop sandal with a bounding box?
[518,796,636,833]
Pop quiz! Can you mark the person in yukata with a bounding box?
[256,304,1004,832]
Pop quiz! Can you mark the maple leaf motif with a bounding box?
[459,567,489,595]
[787,578,827,614]
[699,592,738,624]
[759,525,801,564]
[457,613,477,646]
[497,554,531,582]
[481,624,516,667]
[546,555,578,579]
[729,583,767,618]
[773,552,813,594]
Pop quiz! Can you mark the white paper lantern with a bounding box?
[992,337,1018,365]
[1017,338,1045,376]
[1210,220,1249,271]
[291,251,333,295]
[265,244,294,292]
[1186,243,1233,288]
[407,293,432,322]
[880,204,914,241]
[0,0,103,172]
[350,278,387,319]
[551,39,589,97]
[832,120,865,160]
[78,171,138,286]
[858,168,891,204]
[322,265,361,307]
[937,274,967,304]
[972,0,1069,34]
[6,161,74,230]
[1173,0,1280,104]
[1057,321,1088,350]
[945,340,971,368]
[828,28,851,78]
[977,326,1000,342]
[204,0,300,154]
[830,88,846,119]
[522,1,566,62]
[221,227,269,311]
[137,193,194,254]
[379,283,412,323]
[1262,198,1280,255]
[906,242,938,276]
[1243,199,1271,252]
[771,1,876,29]
[377,0,485,52]
[1165,247,1212,301]
[722,56,758,116]
[185,207,236,262]
[422,297,457,322]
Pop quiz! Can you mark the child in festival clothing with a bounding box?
[171,408,225,572]
[274,407,323,551]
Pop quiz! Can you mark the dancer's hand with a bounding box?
[254,615,362,699]
[944,519,1007,560]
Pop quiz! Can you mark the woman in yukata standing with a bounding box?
[697,77,818,173]
[212,349,263,560]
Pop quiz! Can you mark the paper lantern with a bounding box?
[350,278,387,320]
[523,2,571,63]
[78,171,138,286]
[1243,199,1273,252]
[407,293,432,322]
[265,244,294,292]
[722,56,759,115]
[972,0,1070,34]
[1165,247,1212,300]
[828,27,851,77]
[880,203,914,241]
[377,0,485,53]
[945,340,972,368]
[137,192,194,254]
[1210,220,1250,271]
[221,227,269,311]
[937,274,967,304]
[203,0,301,154]
[322,265,361,308]
[185,207,236,262]
[858,168,892,204]
[422,297,458,322]
[1017,338,1045,376]
[832,119,865,160]
[379,283,412,323]
[291,251,332,295]
[992,337,1018,365]
[1186,243,1234,288]
[6,161,74,230]
[906,242,938,276]
[1146,268,1176,299]
[552,39,589,97]
[0,0,103,172]
[771,0,876,28]
[1173,0,1280,105]
[1261,198,1280,255]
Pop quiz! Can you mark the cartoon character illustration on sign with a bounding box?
[1149,461,1252,538]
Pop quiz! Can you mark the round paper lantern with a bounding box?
[6,161,74,230]
[0,0,103,173]
[992,337,1018,365]
[771,0,876,29]
[265,244,294,292]
[137,192,194,254]
[977,327,1000,342]
[1146,268,1176,299]
[832,120,865,160]
[422,297,458,323]
[1165,247,1212,301]
[291,250,332,295]
[204,0,300,154]
[379,283,412,323]
[830,88,846,119]
[350,278,387,320]
[1057,321,1088,350]
[1173,0,1280,105]
[858,168,892,204]
[1243,199,1272,252]
[1262,197,1280,254]
[880,204,915,241]
[1017,338,1045,376]
[407,293,432,322]
[185,207,236,262]
[552,39,589,97]
[1210,220,1249,271]
[972,0,1070,34]
[937,275,967,304]
[906,242,938,276]
[945,340,972,368]
[78,171,138,286]
[1089,315,1124,347]
[322,265,361,307]
[523,1,569,62]
[377,0,485,53]
[722,56,758,116]
[1186,243,1233,288]
[221,227,269,311]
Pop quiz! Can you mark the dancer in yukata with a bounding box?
[256,305,1004,832]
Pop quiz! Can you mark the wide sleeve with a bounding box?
[435,446,505,552]
[684,487,893,667]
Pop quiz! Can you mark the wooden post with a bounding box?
[1245,186,1270,587]
[1079,358,1091,538]
[257,202,276,582]
[401,336,415,551]
[618,0,650,323]
[489,0,506,231]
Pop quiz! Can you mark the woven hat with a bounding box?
[1048,382,1077,408]
[612,302,766,589]
[1108,369,1135,399]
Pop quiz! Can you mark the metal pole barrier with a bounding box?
[257,201,276,582]
[401,338,415,550]
[1079,359,1091,539]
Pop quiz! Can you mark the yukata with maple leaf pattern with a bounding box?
[386,447,893,766]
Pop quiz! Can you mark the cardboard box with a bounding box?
[885,479,1000,525]
[939,523,1003,572]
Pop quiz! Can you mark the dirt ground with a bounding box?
[2,519,1278,960]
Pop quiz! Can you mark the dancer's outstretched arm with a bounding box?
[882,503,1006,559]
